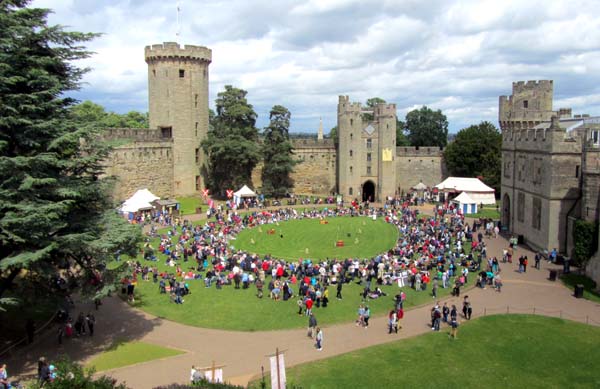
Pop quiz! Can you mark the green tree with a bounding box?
[362,97,387,122]
[443,121,502,192]
[201,85,260,196]
[261,105,296,198]
[70,100,148,128]
[328,125,338,146]
[572,220,599,268]
[405,106,448,148]
[0,1,141,301]
[396,119,411,146]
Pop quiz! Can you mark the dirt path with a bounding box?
[7,212,600,389]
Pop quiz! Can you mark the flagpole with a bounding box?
[275,347,281,389]
[176,0,181,41]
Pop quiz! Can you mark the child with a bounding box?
[449,317,459,339]
[315,327,323,351]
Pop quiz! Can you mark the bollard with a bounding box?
[506,306,509,314]
[484,308,487,316]
[533,307,536,315]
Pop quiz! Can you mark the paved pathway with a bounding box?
[6,210,600,389]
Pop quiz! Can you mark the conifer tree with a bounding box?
[261,105,296,197]
[0,1,141,303]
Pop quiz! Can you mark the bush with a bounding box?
[29,358,129,389]
[153,380,245,389]
[572,220,599,267]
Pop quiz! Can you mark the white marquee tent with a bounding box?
[412,182,428,191]
[233,185,256,205]
[435,177,496,205]
[452,192,478,214]
[120,188,160,213]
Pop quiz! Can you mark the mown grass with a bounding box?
[250,315,600,389]
[560,273,600,303]
[86,341,184,372]
[176,197,203,215]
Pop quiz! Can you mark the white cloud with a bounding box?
[31,0,600,133]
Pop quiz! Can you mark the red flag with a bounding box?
[202,188,209,197]
[226,189,234,198]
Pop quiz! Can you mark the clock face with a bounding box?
[364,124,375,135]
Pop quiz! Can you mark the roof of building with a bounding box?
[435,177,494,193]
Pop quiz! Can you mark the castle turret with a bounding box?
[498,80,555,132]
[145,42,212,196]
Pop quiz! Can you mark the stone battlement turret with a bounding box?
[145,42,212,63]
[499,80,556,132]
[101,128,168,142]
[396,146,443,157]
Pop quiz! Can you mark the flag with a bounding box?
[202,188,209,197]
[226,189,234,199]
[208,199,214,209]
[203,368,223,383]
[270,353,286,389]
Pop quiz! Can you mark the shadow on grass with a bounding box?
[4,295,163,380]
[560,273,600,303]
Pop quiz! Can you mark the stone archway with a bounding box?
[502,193,511,231]
[362,180,375,202]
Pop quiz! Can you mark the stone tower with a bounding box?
[337,96,397,202]
[145,42,212,197]
[498,80,555,131]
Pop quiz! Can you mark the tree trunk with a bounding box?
[0,268,21,299]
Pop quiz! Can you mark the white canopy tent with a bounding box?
[435,177,496,205]
[120,188,160,213]
[412,182,428,191]
[233,185,257,206]
[452,192,478,214]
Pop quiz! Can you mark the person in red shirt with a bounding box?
[305,297,313,316]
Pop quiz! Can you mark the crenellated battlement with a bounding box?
[100,128,170,142]
[145,42,212,63]
[396,146,443,157]
[512,80,553,94]
[291,138,336,149]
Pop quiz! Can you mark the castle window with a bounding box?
[350,119,354,126]
[366,153,371,162]
[523,100,528,108]
[196,176,201,191]
[179,69,185,78]
[532,197,541,230]
[196,148,200,164]
[350,133,353,140]
[366,139,372,149]
[152,69,156,77]
[160,126,172,138]
[349,187,353,196]
[350,166,353,174]
[195,94,198,108]
[591,130,600,145]
[517,192,525,223]
[165,69,168,77]
[575,165,580,178]
[367,166,371,175]
[349,150,353,157]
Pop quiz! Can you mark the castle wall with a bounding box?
[395,147,445,193]
[251,139,337,196]
[103,141,174,201]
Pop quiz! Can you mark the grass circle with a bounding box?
[233,216,398,260]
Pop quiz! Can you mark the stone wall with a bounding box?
[103,141,174,200]
[395,147,445,193]
[251,142,337,196]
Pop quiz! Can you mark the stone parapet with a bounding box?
[145,42,212,63]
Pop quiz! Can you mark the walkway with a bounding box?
[6,213,600,388]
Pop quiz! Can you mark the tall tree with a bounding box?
[0,1,141,303]
[261,105,296,198]
[396,119,411,146]
[201,85,260,196]
[405,106,448,148]
[443,121,502,192]
[328,125,338,146]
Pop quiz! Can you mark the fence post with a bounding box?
[533,307,536,315]
[506,306,509,314]
[484,308,486,316]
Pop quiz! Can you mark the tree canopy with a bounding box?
[405,106,448,148]
[0,1,141,304]
[443,121,502,192]
[201,85,260,196]
[261,105,296,198]
[70,100,148,129]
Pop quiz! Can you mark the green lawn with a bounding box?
[233,217,398,260]
[560,273,600,303]
[176,197,203,215]
[469,205,501,220]
[126,216,470,331]
[86,341,184,372]
[250,315,600,389]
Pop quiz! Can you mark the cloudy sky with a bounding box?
[32,0,600,133]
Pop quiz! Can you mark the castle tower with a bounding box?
[145,42,212,197]
[337,96,397,202]
[498,80,555,132]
